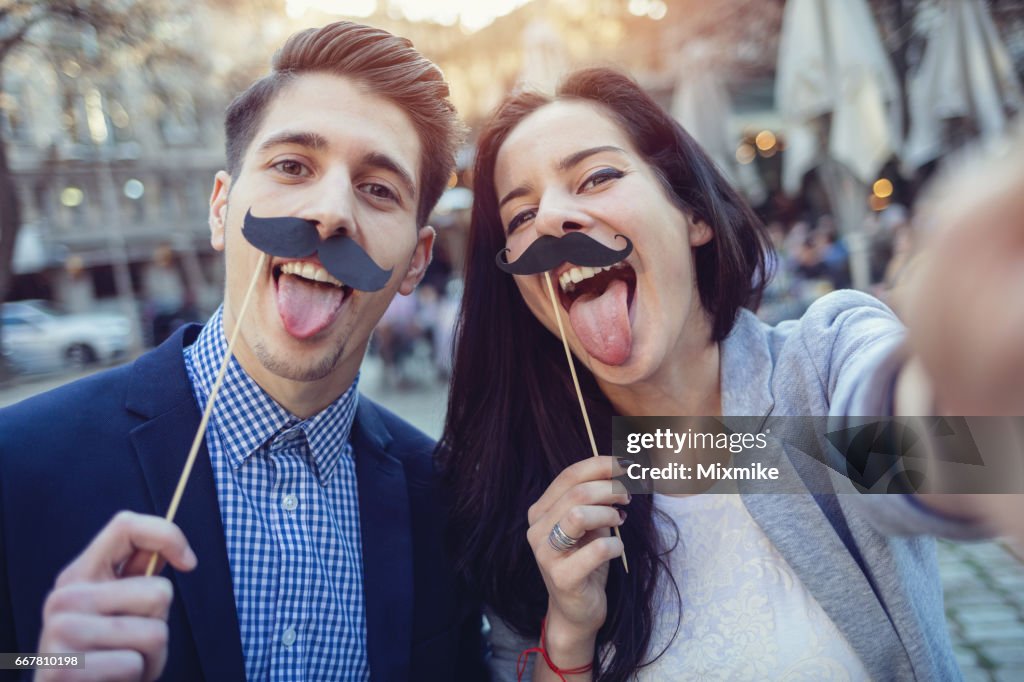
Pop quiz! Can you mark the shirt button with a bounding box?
[281,626,297,647]
[282,493,298,511]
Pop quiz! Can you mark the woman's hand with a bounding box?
[901,139,1024,418]
[525,455,629,669]
[897,134,1024,541]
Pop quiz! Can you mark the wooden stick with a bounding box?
[145,252,267,576]
[543,271,629,574]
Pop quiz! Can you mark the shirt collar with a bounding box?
[185,306,360,484]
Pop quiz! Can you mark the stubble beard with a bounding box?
[251,336,348,383]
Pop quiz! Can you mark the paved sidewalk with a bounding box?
[939,540,1024,681]
[3,350,1023,678]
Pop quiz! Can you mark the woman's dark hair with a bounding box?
[439,68,770,680]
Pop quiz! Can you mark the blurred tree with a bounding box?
[0,0,195,379]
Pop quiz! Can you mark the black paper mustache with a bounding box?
[495,232,633,275]
[242,209,393,292]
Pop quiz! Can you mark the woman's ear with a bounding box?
[689,217,713,247]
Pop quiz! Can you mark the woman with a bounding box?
[440,68,1017,681]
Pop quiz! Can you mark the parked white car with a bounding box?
[1,300,132,374]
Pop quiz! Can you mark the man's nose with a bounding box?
[302,174,357,240]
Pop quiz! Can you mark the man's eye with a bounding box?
[580,168,624,192]
[362,183,398,202]
[507,208,536,234]
[273,160,310,177]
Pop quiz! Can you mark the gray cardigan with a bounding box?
[488,290,989,681]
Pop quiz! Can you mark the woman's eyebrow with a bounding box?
[499,184,532,210]
[499,146,628,209]
[557,145,628,171]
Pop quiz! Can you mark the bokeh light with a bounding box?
[755,130,777,151]
[123,179,145,200]
[736,144,756,165]
[60,187,84,207]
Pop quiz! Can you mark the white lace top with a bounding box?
[640,494,871,681]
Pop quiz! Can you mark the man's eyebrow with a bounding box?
[499,146,628,209]
[362,152,416,200]
[255,131,329,154]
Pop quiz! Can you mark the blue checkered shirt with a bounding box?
[183,307,369,681]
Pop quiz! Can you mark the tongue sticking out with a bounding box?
[567,278,632,366]
[276,274,346,339]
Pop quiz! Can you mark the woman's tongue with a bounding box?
[276,273,345,339]
[567,278,632,366]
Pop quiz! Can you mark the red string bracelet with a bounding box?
[516,617,594,681]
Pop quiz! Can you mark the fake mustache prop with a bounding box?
[495,232,633,275]
[243,209,393,291]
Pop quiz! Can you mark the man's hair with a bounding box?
[224,21,463,227]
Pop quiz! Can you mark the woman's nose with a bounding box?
[533,196,591,238]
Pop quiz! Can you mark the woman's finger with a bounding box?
[528,456,625,524]
[545,535,624,595]
[532,505,624,558]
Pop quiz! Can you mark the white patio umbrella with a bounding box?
[671,41,766,204]
[903,0,1023,173]
[775,0,902,289]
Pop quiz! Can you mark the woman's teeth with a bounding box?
[279,261,344,287]
[558,263,625,294]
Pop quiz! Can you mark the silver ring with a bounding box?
[548,521,581,552]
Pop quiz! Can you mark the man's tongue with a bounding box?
[567,278,632,366]
[276,273,345,339]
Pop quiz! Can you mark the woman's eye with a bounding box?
[580,168,623,192]
[273,159,310,177]
[507,208,536,234]
[362,183,398,202]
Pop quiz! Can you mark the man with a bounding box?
[0,21,485,681]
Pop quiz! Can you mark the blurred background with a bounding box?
[1,1,1023,677]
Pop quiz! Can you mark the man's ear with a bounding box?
[209,171,231,252]
[398,226,436,296]
[689,216,713,247]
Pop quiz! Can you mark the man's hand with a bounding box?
[36,511,197,682]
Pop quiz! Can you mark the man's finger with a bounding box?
[57,512,197,584]
[44,576,174,621]
[36,650,145,682]
[41,613,168,681]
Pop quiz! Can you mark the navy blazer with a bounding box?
[0,324,486,681]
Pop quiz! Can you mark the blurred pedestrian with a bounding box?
[57,254,95,314]
[142,243,190,346]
